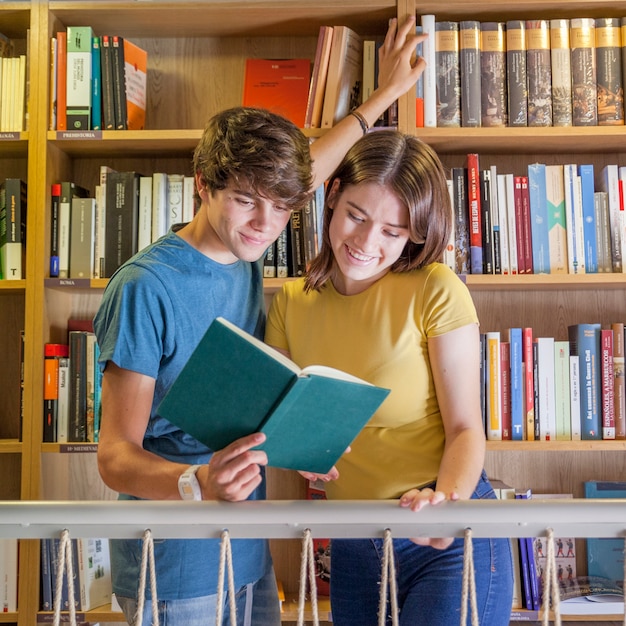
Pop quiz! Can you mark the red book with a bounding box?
[520,175,533,274]
[601,328,615,439]
[500,340,511,439]
[513,176,526,273]
[56,31,67,131]
[466,153,483,274]
[523,327,535,440]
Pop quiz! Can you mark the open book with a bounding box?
[157,317,390,474]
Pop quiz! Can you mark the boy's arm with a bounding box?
[310,16,425,189]
[97,361,268,502]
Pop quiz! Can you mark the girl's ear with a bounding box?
[326,178,341,209]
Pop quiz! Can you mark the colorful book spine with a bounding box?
[506,20,528,127]
[66,26,93,130]
[56,31,67,131]
[527,163,549,274]
[49,183,61,277]
[563,163,586,274]
[486,331,502,440]
[420,15,437,127]
[480,22,507,127]
[466,153,482,274]
[512,175,526,274]
[570,18,598,126]
[598,163,623,272]
[578,163,598,273]
[506,328,524,440]
[545,164,568,274]
[568,323,602,440]
[554,340,572,440]
[594,191,612,272]
[520,175,533,274]
[612,322,626,439]
[500,340,511,440]
[459,20,481,127]
[479,169,494,274]
[525,20,552,126]
[452,167,469,274]
[523,327,535,441]
[600,328,615,439]
[100,35,115,130]
[434,21,460,127]
[91,36,102,131]
[595,18,625,126]
[550,19,573,126]
[495,169,510,274]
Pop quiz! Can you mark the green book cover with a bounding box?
[157,317,390,474]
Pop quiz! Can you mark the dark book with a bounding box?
[263,242,276,278]
[157,317,390,474]
[571,18,598,126]
[111,35,128,130]
[100,35,115,130]
[516,489,540,610]
[302,195,318,269]
[459,21,481,127]
[526,20,552,127]
[480,22,507,127]
[69,196,95,278]
[0,178,28,280]
[452,167,469,274]
[58,182,90,279]
[287,207,305,277]
[550,19,573,126]
[40,540,52,611]
[595,18,624,126]
[103,171,140,278]
[68,330,88,442]
[479,169,494,274]
[506,20,528,127]
[568,323,602,440]
[275,226,288,278]
[434,21,460,127]
[49,183,61,277]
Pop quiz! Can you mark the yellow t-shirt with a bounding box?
[265,263,479,500]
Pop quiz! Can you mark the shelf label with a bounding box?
[0,132,21,140]
[59,444,98,453]
[56,130,103,140]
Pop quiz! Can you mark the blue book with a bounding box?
[578,164,598,273]
[506,328,524,440]
[516,489,540,609]
[40,539,53,611]
[527,163,550,274]
[568,323,601,439]
[584,481,626,585]
[91,36,102,130]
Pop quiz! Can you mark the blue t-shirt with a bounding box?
[93,230,271,599]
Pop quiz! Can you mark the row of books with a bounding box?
[481,323,626,442]
[50,170,196,280]
[0,31,27,133]
[419,15,626,128]
[449,156,626,275]
[0,539,17,613]
[50,27,147,132]
[0,178,27,281]
[40,537,111,612]
[43,327,100,444]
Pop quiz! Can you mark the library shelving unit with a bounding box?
[4,0,625,624]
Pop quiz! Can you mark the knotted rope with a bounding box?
[135,529,159,626]
[297,528,319,626]
[53,529,77,626]
[215,529,237,626]
[460,528,479,626]
[541,529,561,626]
[378,528,399,626]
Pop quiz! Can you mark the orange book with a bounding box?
[123,38,148,130]
[243,58,310,128]
[56,31,67,131]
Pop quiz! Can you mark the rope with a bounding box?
[541,529,561,626]
[215,529,237,626]
[53,529,77,626]
[378,529,399,626]
[460,528,479,626]
[135,529,159,626]
[297,528,319,626]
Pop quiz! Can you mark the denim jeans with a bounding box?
[330,472,514,626]
[116,566,281,626]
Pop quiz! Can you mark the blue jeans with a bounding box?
[117,566,281,626]
[330,472,514,626]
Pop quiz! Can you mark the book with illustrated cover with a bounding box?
[434,21,460,127]
[571,18,598,126]
[480,22,507,127]
[595,18,624,126]
[612,322,626,439]
[550,19,573,126]
[506,20,528,127]
[158,317,390,474]
[525,20,552,127]
[459,21,481,127]
[560,576,624,615]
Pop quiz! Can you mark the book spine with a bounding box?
[507,328,524,440]
[525,20,552,126]
[91,36,101,131]
[123,39,148,130]
[459,21,481,127]
[263,242,276,278]
[85,333,96,443]
[306,26,333,128]
[434,21,460,127]
[495,169,510,274]
[523,327,535,441]
[288,207,305,277]
[415,25,424,127]
[151,172,168,241]
[40,540,52,611]
[550,19,573,126]
[0,178,27,280]
[500,340,511,440]
[479,169,494,274]
[599,164,623,272]
[554,341,572,440]
[302,196,317,269]
[49,183,61,277]
[595,18,625,126]
[532,339,540,440]
[68,331,87,442]
[527,163,549,274]
[57,356,70,443]
[137,175,153,251]
[612,322,626,439]
[466,153,482,273]
[66,26,93,130]
[545,164,568,273]
[513,175,526,274]
[49,37,58,130]
[167,173,184,227]
[520,175,533,274]
[69,197,95,279]
[56,31,67,131]
[506,20,528,127]
[444,180,456,272]
[536,336,556,441]
[600,328,615,439]
[504,173,518,274]
[563,164,586,274]
[276,225,288,278]
[480,22,507,127]
[594,191,612,272]
[570,354,582,440]
[578,163,598,273]
[452,167,469,274]
[486,331,502,440]
[93,341,102,442]
[421,15,437,127]
[111,36,127,130]
[571,18,598,126]
[43,347,60,443]
[100,35,115,130]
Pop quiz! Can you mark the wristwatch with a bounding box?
[178,464,203,501]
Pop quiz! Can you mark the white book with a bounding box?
[362,39,376,103]
[0,539,18,612]
[537,336,556,441]
[76,538,112,610]
[167,173,184,227]
[486,331,502,441]
[598,164,623,272]
[554,341,571,440]
[137,175,153,252]
[504,173,518,274]
[57,356,70,443]
[58,193,71,279]
[151,172,168,241]
[95,165,117,278]
[443,179,455,271]
[15,55,26,131]
[69,197,95,279]
[570,354,582,440]
[182,175,196,223]
[496,172,510,274]
[421,14,437,127]
[563,164,586,274]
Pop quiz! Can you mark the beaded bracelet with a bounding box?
[350,110,369,134]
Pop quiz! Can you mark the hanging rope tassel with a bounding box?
[53,529,77,626]
[541,529,561,626]
[460,528,479,626]
[135,529,159,626]
[215,529,237,626]
[378,528,399,626]
[297,528,319,626]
